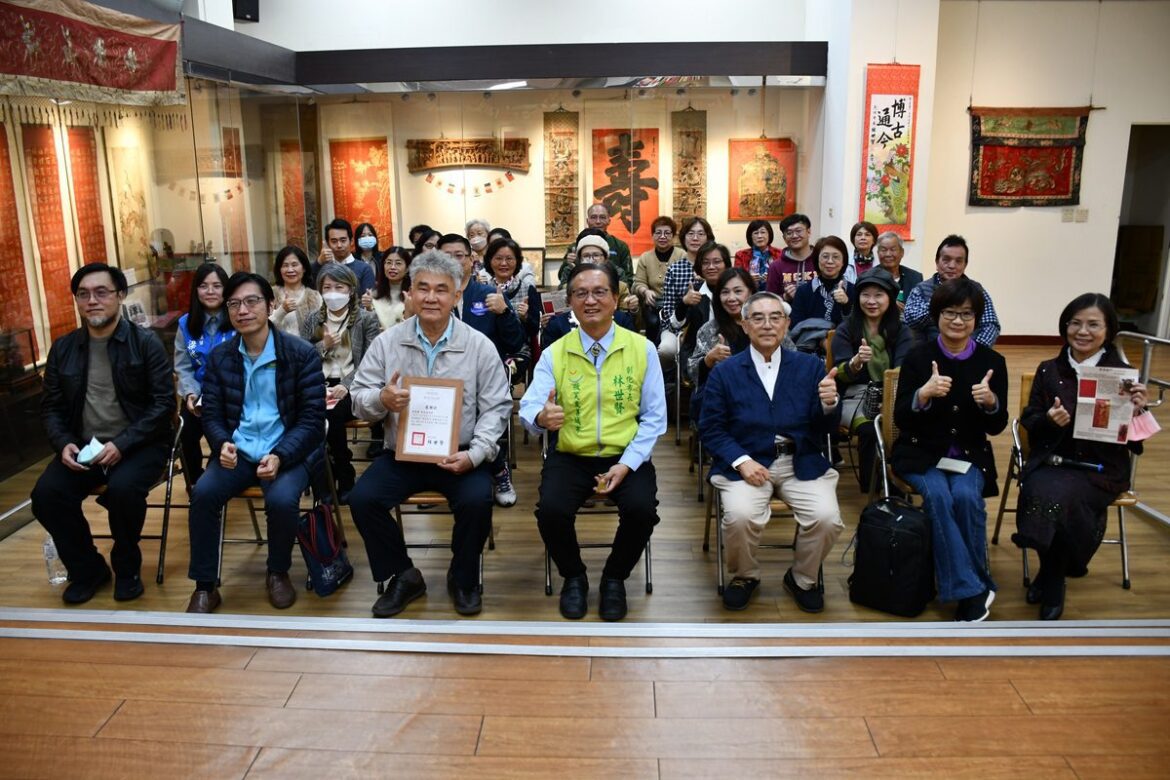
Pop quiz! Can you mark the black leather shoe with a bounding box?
[114,574,144,602]
[185,588,221,613]
[62,562,111,605]
[559,574,589,620]
[1039,582,1065,621]
[1026,582,1044,605]
[372,567,426,618]
[447,569,482,616]
[599,577,627,622]
[722,577,760,611]
[783,568,824,613]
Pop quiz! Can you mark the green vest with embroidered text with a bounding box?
[550,326,647,457]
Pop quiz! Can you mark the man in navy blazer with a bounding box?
[699,292,845,613]
[437,234,526,361]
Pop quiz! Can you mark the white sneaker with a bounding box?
[494,466,517,507]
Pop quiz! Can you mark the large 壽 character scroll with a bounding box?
[591,129,659,255]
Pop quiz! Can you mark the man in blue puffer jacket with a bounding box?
[185,272,326,614]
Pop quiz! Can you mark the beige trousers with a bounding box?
[712,456,844,589]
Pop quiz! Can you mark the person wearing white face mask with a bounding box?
[301,264,381,500]
[466,218,491,282]
[353,222,381,278]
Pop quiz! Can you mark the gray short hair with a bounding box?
[410,249,463,289]
[877,231,904,249]
[465,218,490,234]
[314,262,359,292]
[741,291,791,319]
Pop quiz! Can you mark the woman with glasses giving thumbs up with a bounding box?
[891,277,1008,622]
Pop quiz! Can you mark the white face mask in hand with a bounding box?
[323,292,350,311]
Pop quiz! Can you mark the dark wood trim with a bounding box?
[996,335,1065,346]
[182,17,298,85]
[296,42,827,85]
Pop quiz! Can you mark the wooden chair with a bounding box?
[872,367,915,501]
[385,490,493,595]
[345,418,379,464]
[87,412,187,584]
[539,433,652,596]
[991,372,1136,590]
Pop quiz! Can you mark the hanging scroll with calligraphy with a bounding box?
[859,63,919,238]
[330,137,393,248]
[671,110,706,222]
[591,128,659,255]
[107,144,151,279]
[67,126,107,264]
[0,0,183,106]
[22,125,74,341]
[218,127,250,272]
[280,139,307,249]
[543,111,579,248]
[0,124,36,355]
[728,138,796,221]
[968,107,1089,207]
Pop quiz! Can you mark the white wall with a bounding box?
[926,0,1170,336]
[235,0,806,50]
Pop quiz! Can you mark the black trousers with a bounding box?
[348,453,493,590]
[324,385,355,491]
[536,450,660,581]
[179,406,207,485]
[31,441,170,580]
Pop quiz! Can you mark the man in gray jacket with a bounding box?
[347,250,512,618]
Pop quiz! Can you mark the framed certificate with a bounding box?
[395,377,464,463]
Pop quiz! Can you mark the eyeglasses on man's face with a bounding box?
[226,295,266,311]
[74,288,117,302]
[784,227,807,238]
[747,312,788,326]
[570,287,613,302]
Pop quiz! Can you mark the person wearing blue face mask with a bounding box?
[354,222,381,278]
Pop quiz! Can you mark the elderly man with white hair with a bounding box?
[874,231,923,311]
[348,250,512,619]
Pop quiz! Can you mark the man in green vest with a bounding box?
[520,263,667,621]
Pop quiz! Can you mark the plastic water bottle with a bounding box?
[43,535,68,585]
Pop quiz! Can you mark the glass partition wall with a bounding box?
[0,74,812,484]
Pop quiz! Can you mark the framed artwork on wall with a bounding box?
[727,138,796,221]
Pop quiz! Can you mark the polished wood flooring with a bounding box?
[0,636,1167,778]
[1,345,1168,623]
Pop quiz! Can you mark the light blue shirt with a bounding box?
[415,316,455,375]
[232,330,285,463]
[520,323,666,472]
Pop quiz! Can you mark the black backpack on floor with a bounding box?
[848,497,935,617]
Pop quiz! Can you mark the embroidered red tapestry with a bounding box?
[22,125,75,341]
[0,123,37,356]
[280,139,308,249]
[67,126,107,264]
[0,0,183,105]
[330,137,394,249]
[592,128,659,255]
[969,107,1090,207]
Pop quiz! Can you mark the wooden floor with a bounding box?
[0,635,1168,778]
[2,344,1170,777]
[1,344,1168,623]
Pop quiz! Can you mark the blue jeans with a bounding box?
[187,458,312,582]
[903,467,996,603]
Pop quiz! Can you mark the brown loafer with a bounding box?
[186,588,222,614]
[266,571,297,609]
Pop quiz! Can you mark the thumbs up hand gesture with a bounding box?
[919,360,953,402]
[380,371,410,413]
[971,368,997,410]
[850,338,872,372]
[485,285,508,314]
[706,334,732,367]
[538,389,564,431]
[1048,396,1071,427]
[818,367,840,406]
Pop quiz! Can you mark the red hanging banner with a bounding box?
[0,124,37,357]
[280,139,307,250]
[859,64,920,239]
[330,137,394,248]
[591,128,659,255]
[22,125,75,342]
[67,126,107,264]
[0,0,183,106]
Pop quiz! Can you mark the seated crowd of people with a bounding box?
[31,207,1148,625]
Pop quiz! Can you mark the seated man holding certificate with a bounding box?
[348,250,512,618]
[519,263,667,622]
[891,278,1008,623]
